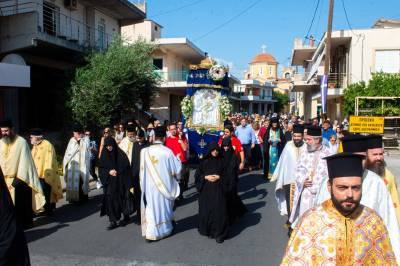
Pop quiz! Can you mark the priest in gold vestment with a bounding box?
[281,153,397,266]
[31,129,63,215]
[366,135,400,224]
[0,120,45,228]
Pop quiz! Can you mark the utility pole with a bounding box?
[322,0,334,120]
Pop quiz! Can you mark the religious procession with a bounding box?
[1,1,400,266]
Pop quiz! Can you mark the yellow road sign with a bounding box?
[349,116,384,134]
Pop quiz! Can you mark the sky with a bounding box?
[143,0,400,78]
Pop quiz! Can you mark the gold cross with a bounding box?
[149,155,158,165]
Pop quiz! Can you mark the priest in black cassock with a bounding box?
[130,129,150,224]
[195,142,229,243]
[0,167,31,266]
[221,137,247,224]
[99,137,133,229]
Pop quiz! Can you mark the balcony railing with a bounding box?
[154,70,189,82]
[328,73,347,88]
[291,72,347,88]
[0,2,114,51]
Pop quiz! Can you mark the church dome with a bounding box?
[250,53,277,64]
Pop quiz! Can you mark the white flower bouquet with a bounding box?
[181,95,193,119]
[218,95,232,120]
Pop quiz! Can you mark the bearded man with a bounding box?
[366,134,400,223]
[281,153,397,265]
[315,134,400,262]
[31,129,63,216]
[0,119,45,228]
[272,124,306,224]
[289,126,331,225]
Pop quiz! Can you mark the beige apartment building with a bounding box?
[122,19,205,122]
[0,0,146,131]
[290,18,400,121]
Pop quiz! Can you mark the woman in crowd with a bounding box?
[195,142,228,243]
[114,123,125,145]
[99,137,134,230]
[221,137,247,224]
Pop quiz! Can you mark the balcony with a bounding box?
[0,2,115,53]
[154,70,189,89]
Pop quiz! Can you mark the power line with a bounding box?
[193,0,263,41]
[340,0,356,33]
[151,0,205,18]
[304,0,321,39]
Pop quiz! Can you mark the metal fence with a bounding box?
[0,1,114,50]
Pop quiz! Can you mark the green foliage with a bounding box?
[273,91,289,112]
[343,72,400,116]
[69,37,159,127]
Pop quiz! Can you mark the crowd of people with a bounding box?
[1,110,400,265]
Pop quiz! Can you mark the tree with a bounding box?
[273,91,289,113]
[69,37,159,127]
[343,72,400,116]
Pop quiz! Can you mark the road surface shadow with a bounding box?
[25,194,103,242]
[175,213,198,234]
[25,224,69,243]
[227,204,264,239]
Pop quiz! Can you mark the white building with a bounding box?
[0,0,146,130]
[290,18,400,121]
[231,79,275,114]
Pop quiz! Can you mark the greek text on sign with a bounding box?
[349,116,384,134]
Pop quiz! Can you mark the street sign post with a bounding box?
[349,116,384,134]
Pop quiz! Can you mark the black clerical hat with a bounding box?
[324,152,365,180]
[154,126,166,138]
[30,128,43,136]
[306,125,322,136]
[342,134,368,153]
[72,124,84,133]
[293,124,304,134]
[137,129,145,138]
[366,135,382,149]
[0,119,13,128]
[126,125,135,133]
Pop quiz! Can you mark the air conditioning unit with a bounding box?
[64,0,78,10]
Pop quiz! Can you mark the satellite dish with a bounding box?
[1,54,26,65]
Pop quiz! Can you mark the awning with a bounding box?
[0,63,30,87]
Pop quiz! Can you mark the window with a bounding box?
[97,19,106,50]
[269,67,273,76]
[259,67,263,76]
[285,72,291,79]
[153,58,163,70]
[43,2,60,36]
[375,50,400,73]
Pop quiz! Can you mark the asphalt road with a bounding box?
[26,170,288,266]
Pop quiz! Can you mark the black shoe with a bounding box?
[107,222,118,230]
[216,237,224,244]
[119,219,128,227]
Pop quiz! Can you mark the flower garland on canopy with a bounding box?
[218,95,232,121]
[181,95,193,119]
[208,64,228,82]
